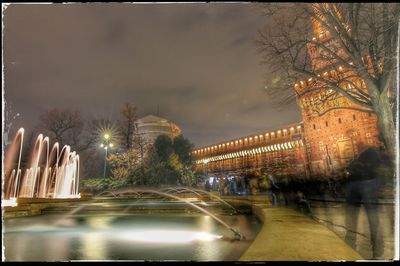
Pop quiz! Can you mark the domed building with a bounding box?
[135,115,181,143]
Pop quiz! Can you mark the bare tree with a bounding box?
[39,108,83,146]
[38,108,96,151]
[132,131,152,164]
[257,3,399,160]
[118,103,137,150]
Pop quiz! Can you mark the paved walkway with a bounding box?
[239,206,363,261]
[308,195,395,205]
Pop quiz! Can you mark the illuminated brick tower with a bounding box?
[193,7,381,180]
[294,8,380,178]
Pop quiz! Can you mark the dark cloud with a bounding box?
[3,3,301,148]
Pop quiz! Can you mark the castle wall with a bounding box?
[193,124,309,180]
[193,9,381,181]
[302,107,379,178]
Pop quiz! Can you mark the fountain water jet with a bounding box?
[127,189,243,240]
[58,188,244,240]
[3,128,24,199]
[160,187,238,214]
[90,188,244,240]
[3,128,81,206]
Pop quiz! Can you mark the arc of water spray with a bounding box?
[54,145,70,198]
[161,187,238,214]
[57,189,244,240]
[27,134,45,197]
[160,187,204,198]
[74,155,80,196]
[96,191,119,198]
[5,170,16,199]
[57,190,143,224]
[4,128,24,199]
[36,137,49,198]
[4,128,80,201]
[43,142,59,198]
[118,189,243,240]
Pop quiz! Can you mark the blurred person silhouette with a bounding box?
[229,177,237,195]
[219,177,227,196]
[204,179,211,192]
[344,146,385,259]
[295,190,312,214]
[211,177,219,191]
[268,174,279,206]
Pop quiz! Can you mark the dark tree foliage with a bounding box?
[153,134,174,162]
[172,134,194,166]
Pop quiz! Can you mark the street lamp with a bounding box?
[100,133,113,178]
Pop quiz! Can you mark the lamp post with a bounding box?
[100,133,113,178]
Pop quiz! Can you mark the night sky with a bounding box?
[3,3,301,148]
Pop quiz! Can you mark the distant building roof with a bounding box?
[135,114,181,143]
[136,115,168,124]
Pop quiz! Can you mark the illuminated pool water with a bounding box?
[3,206,261,261]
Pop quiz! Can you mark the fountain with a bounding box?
[160,186,238,214]
[2,132,262,261]
[91,188,244,240]
[56,188,244,240]
[4,185,262,261]
[3,128,80,207]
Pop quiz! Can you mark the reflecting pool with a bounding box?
[4,204,261,261]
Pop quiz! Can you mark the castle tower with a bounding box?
[294,6,380,178]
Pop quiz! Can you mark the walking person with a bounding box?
[211,177,218,192]
[219,178,227,196]
[344,147,385,259]
[295,190,312,214]
[231,177,237,195]
[268,174,279,206]
[204,179,211,192]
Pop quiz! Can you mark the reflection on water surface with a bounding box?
[4,205,260,261]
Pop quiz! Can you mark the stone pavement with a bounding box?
[239,206,363,261]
